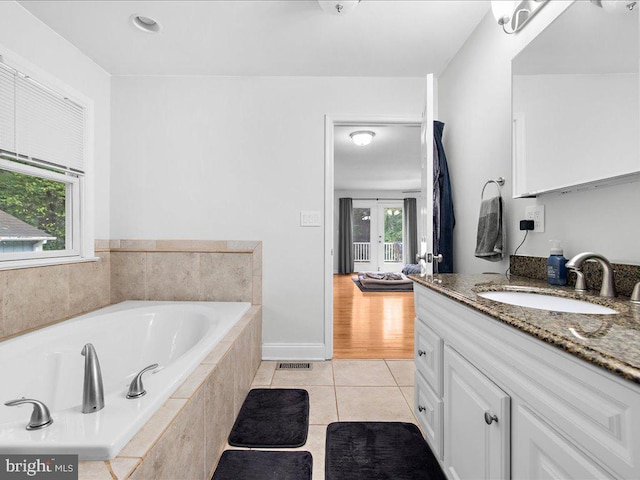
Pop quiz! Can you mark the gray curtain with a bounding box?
[404,198,418,265]
[338,198,354,274]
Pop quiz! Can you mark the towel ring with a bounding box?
[481,177,505,199]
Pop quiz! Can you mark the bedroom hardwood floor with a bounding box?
[333,274,414,359]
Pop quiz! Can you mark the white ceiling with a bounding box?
[18,0,489,76]
[334,124,421,191]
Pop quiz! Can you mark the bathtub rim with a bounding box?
[0,300,253,460]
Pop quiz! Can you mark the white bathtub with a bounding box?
[0,301,250,460]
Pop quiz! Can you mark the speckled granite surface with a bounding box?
[410,273,640,385]
[510,255,640,298]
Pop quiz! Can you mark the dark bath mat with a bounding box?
[325,422,446,480]
[212,450,312,480]
[228,388,309,448]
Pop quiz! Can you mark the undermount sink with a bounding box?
[477,291,618,315]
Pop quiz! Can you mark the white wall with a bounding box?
[438,2,640,270]
[111,76,424,355]
[0,2,111,240]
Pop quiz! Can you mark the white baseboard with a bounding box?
[262,343,328,361]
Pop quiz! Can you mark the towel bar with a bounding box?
[481,177,505,199]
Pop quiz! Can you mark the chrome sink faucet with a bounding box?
[81,343,104,414]
[565,252,616,298]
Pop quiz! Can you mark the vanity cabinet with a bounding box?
[413,282,640,479]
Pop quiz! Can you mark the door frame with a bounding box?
[324,114,423,360]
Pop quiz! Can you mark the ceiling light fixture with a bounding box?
[130,14,160,33]
[350,130,375,146]
[318,0,361,15]
[491,0,548,34]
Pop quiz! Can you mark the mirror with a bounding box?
[512,1,639,198]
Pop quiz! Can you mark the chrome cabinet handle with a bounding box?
[418,405,426,413]
[417,349,426,357]
[5,398,53,430]
[127,363,159,399]
[484,412,498,425]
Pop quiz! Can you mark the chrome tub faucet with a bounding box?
[81,343,104,413]
[565,252,616,298]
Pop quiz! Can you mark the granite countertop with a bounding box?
[409,273,640,385]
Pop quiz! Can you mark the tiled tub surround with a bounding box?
[0,240,261,340]
[78,305,262,480]
[410,273,640,384]
[0,239,263,479]
[510,254,640,298]
[109,240,262,305]
[0,243,111,339]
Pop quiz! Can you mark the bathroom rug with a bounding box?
[228,388,309,448]
[212,450,312,480]
[325,422,445,480]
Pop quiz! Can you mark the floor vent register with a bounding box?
[276,362,312,370]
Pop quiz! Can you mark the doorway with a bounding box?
[326,116,422,359]
[353,200,405,272]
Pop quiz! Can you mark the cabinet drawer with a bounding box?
[415,320,443,397]
[415,372,443,461]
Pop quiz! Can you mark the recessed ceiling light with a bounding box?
[318,0,361,15]
[350,130,376,146]
[131,14,160,33]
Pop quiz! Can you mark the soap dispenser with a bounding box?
[547,240,567,286]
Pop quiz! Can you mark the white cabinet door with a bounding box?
[444,345,510,480]
[512,403,615,480]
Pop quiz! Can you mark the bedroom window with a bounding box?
[0,58,87,267]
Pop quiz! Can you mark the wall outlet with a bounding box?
[525,205,545,232]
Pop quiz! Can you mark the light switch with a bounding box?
[300,211,321,227]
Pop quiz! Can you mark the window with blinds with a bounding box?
[0,59,87,265]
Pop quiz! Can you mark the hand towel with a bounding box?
[474,196,504,262]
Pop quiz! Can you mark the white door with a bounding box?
[444,345,511,480]
[353,200,404,272]
[419,74,436,275]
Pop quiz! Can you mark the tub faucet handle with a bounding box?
[127,363,159,399]
[5,398,53,430]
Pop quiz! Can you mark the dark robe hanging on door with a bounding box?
[433,121,455,273]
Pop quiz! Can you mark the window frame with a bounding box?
[0,158,82,263]
[0,50,94,270]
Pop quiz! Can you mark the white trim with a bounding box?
[324,114,423,361]
[0,158,82,262]
[0,44,95,266]
[262,343,327,361]
[0,255,100,271]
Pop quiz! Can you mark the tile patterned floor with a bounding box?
[218,359,418,480]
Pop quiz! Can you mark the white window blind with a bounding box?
[0,61,85,173]
[0,63,15,155]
